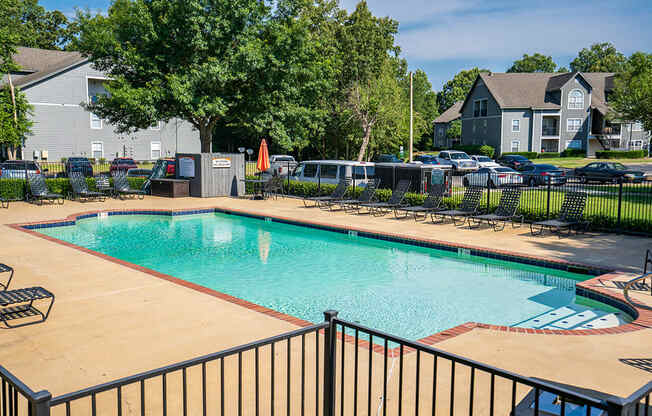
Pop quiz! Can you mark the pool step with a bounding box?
[516,306,627,331]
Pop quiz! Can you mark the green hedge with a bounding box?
[595,150,646,159]
[502,152,538,159]
[538,152,561,158]
[0,177,147,200]
[561,149,585,157]
[452,144,495,158]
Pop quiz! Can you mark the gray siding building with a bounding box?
[2,47,200,162]
[459,72,650,156]
[433,101,462,148]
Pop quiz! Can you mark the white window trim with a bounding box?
[567,118,582,132]
[149,121,161,131]
[511,119,520,132]
[91,141,104,158]
[90,113,102,130]
[567,89,584,110]
[150,141,162,160]
[632,122,643,132]
[511,140,520,152]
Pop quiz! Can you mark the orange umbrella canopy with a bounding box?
[256,139,270,172]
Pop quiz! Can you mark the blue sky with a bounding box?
[43,0,651,91]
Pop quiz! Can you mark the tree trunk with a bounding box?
[7,147,15,160]
[357,125,372,162]
[199,123,212,153]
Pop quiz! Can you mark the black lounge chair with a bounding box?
[0,197,7,209]
[394,184,445,221]
[303,178,350,208]
[469,187,523,231]
[0,264,14,291]
[112,172,146,200]
[360,179,411,217]
[95,174,113,197]
[0,286,55,328]
[530,191,588,237]
[27,173,64,205]
[333,179,380,213]
[431,186,483,226]
[70,172,106,202]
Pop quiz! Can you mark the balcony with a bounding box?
[542,116,560,137]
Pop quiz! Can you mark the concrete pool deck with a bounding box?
[0,196,650,402]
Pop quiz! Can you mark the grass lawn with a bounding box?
[531,157,652,168]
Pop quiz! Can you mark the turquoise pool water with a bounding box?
[37,213,626,340]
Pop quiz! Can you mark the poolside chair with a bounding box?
[95,174,113,197]
[469,187,523,231]
[394,184,445,221]
[0,263,14,291]
[530,191,588,237]
[112,171,146,200]
[360,179,411,217]
[332,179,380,213]
[0,197,7,209]
[27,173,64,205]
[69,172,106,202]
[263,176,285,200]
[303,178,350,208]
[0,286,55,328]
[431,186,483,226]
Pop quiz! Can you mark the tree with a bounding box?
[446,120,461,140]
[610,52,652,132]
[570,42,626,73]
[437,67,489,113]
[75,0,317,153]
[398,68,438,148]
[0,88,33,159]
[507,53,557,73]
[2,0,77,50]
[556,66,569,73]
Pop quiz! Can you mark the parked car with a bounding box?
[109,158,138,174]
[267,155,298,176]
[497,155,534,171]
[438,150,479,175]
[126,168,152,178]
[291,160,375,186]
[574,162,646,183]
[0,160,44,178]
[470,155,500,169]
[65,157,93,178]
[463,166,523,188]
[375,154,402,163]
[414,155,453,171]
[519,164,566,187]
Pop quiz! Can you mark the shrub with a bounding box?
[452,144,495,158]
[502,152,538,159]
[0,177,148,200]
[538,152,560,159]
[60,157,67,164]
[561,149,585,157]
[595,150,646,159]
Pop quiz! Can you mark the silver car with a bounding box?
[0,160,43,179]
[438,151,479,175]
[463,167,523,188]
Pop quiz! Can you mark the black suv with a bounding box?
[65,157,94,177]
[497,155,533,171]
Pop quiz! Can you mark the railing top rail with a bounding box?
[333,318,612,409]
[0,365,38,398]
[50,321,327,406]
[622,381,652,406]
[623,272,652,308]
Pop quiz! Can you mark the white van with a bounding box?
[291,160,375,186]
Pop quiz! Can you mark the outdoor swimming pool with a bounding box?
[36,212,629,340]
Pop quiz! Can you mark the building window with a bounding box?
[512,119,520,132]
[568,89,584,110]
[150,141,161,160]
[567,118,582,132]
[480,100,487,117]
[631,140,643,149]
[438,127,445,138]
[511,140,520,152]
[91,141,103,159]
[632,122,643,132]
[90,113,102,129]
[473,99,488,117]
[149,121,161,131]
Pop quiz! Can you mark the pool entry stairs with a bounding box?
[515,305,629,330]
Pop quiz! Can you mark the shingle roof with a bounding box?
[434,101,463,123]
[5,47,86,88]
[582,73,616,115]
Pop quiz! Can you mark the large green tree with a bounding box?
[507,53,557,73]
[3,0,77,50]
[437,67,489,114]
[570,42,626,73]
[76,0,322,153]
[610,52,652,132]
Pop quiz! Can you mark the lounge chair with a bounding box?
[95,174,113,197]
[394,184,445,221]
[303,178,350,208]
[530,191,588,237]
[469,187,523,231]
[112,172,146,200]
[70,172,106,202]
[0,286,55,328]
[360,179,411,217]
[0,197,7,209]
[27,173,64,205]
[431,186,483,226]
[0,263,14,291]
[332,179,379,213]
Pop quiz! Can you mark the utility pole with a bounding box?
[409,71,414,163]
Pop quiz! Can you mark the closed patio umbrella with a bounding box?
[256,139,270,173]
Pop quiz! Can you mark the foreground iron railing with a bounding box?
[0,310,650,415]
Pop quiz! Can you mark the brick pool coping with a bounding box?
[8,206,651,356]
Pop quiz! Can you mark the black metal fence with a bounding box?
[1,311,649,415]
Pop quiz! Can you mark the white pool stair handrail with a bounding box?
[622,272,652,310]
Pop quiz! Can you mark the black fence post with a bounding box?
[323,310,338,416]
[318,167,321,195]
[617,178,623,230]
[486,173,491,212]
[286,160,290,196]
[30,390,52,416]
[546,175,552,220]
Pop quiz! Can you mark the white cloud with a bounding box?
[338,0,480,23]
